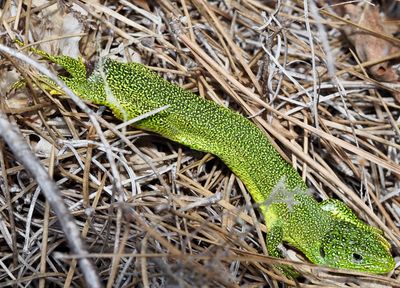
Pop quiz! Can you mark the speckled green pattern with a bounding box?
[35,52,395,276]
[96,60,307,203]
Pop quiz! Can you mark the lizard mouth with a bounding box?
[319,221,395,274]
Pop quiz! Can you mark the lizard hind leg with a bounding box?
[29,45,87,82]
[25,44,107,105]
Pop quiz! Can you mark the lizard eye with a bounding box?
[352,253,363,263]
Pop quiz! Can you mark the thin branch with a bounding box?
[0,111,102,287]
[0,45,103,287]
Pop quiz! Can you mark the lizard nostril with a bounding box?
[320,247,325,258]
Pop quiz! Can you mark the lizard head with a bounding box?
[317,221,395,273]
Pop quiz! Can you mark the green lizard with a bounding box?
[29,47,395,275]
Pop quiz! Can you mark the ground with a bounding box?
[0,0,399,287]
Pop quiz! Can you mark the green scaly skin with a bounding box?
[31,48,395,275]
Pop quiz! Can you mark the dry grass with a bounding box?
[0,0,399,287]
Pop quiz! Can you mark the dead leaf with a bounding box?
[343,4,399,81]
[329,2,400,101]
